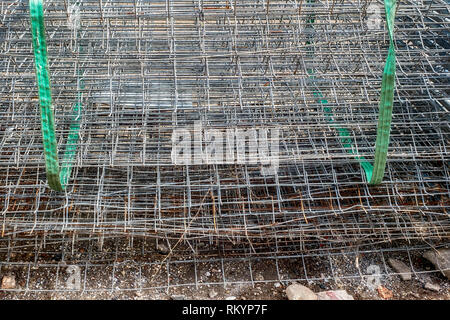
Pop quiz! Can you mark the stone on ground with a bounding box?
[285,283,318,300]
[156,242,170,255]
[316,290,354,300]
[209,290,218,298]
[424,282,441,292]
[388,258,412,281]
[377,285,393,299]
[423,249,450,280]
[1,275,16,289]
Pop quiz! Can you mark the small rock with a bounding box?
[274,282,281,288]
[171,295,186,300]
[225,296,237,300]
[423,249,450,280]
[410,292,420,299]
[51,253,62,261]
[135,291,144,297]
[388,258,412,281]
[1,275,16,289]
[424,282,441,292]
[316,290,354,300]
[254,274,264,281]
[285,283,318,300]
[377,285,393,299]
[209,290,218,298]
[205,271,211,277]
[156,242,170,255]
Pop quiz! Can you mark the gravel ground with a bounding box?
[0,239,449,300]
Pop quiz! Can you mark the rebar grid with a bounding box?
[0,236,448,296]
[0,1,449,255]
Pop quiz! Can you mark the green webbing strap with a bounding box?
[30,1,396,188]
[310,0,397,185]
[368,0,397,184]
[30,0,82,191]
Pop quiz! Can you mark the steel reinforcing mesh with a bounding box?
[0,0,449,251]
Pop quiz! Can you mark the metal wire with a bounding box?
[0,235,448,297]
[0,0,449,281]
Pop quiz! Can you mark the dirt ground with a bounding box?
[0,239,449,300]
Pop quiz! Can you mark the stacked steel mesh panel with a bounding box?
[0,0,449,255]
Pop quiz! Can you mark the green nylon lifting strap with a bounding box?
[30,0,396,190]
[368,0,397,184]
[310,0,397,185]
[30,0,82,191]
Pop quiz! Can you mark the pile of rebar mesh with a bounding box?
[0,0,449,253]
